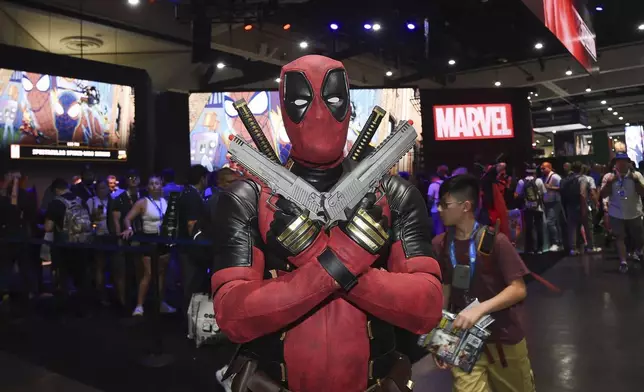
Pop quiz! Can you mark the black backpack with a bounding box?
[523,179,542,210]
[561,174,581,207]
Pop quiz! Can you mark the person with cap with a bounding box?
[516,164,546,254]
[601,152,644,273]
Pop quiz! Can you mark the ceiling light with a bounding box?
[407,23,416,30]
[536,140,540,144]
[244,24,253,31]
[448,59,456,66]
[216,62,225,69]
[547,139,552,142]
[626,122,631,126]
[586,87,592,92]
[607,107,613,111]
[619,116,624,120]
[330,23,339,30]
[364,23,372,30]
[299,41,308,49]
[385,70,393,77]
[534,42,544,50]
[534,93,538,97]
[565,68,573,76]
[127,0,140,5]
[494,81,502,87]
[587,126,592,129]
[553,130,557,134]
[601,100,607,105]
[283,24,291,30]
[275,78,281,83]
[638,24,644,31]
[588,140,592,144]
[613,112,618,115]
[595,6,603,12]
[532,142,537,147]
[372,23,381,31]
[546,107,552,111]
[528,96,531,100]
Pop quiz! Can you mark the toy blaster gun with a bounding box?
[227,134,325,223]
[323,120,418,226]
[347,105,387,162]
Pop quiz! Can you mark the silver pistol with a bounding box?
[227,135,325,222]
[323,120,417,225]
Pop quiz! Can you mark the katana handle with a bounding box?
[233,98,282,165]
[348,105,387,162]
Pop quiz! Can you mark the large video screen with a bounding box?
[188,88,422,173]
[522,0,597,73]
[0,69,134,161]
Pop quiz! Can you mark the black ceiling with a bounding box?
[201,0,644,86]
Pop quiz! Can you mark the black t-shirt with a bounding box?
[0,188,30,235]
[177,186,205,239]
[45,192,83,239]
[112,189,141,232]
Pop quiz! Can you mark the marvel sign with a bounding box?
[434,104,515,141]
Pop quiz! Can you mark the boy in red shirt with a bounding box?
[432,174,535,392]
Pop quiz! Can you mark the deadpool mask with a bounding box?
[279,55,350,167]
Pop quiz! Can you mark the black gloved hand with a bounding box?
[266,196,322,257]
[338,193,390,255]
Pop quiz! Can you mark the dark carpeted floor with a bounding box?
[0,252,565,392]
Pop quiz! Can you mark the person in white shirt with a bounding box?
[516,165,547,254]
[540,162,563,251]
[121,175,176,316]
[601,153,644,273]
[87,180,110,304]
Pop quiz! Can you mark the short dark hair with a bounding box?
[439,174,479,210]
[51,178,68,191]
[161,168,175,183]
[571,161,583,174]
[187,164,208,186]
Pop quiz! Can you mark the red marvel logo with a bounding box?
[434,104,514,141]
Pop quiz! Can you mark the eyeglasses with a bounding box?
[438,200,465,210]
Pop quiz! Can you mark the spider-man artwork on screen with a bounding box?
[0,68,135,152]
[188,88,422,172]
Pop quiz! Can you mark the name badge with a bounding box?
[452,264,471,290]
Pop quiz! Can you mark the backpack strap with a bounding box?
[475,219,500,257]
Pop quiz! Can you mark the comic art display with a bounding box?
[188,88,422,173]
[0,68,135,161]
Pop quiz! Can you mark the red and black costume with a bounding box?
[211,55,443,392]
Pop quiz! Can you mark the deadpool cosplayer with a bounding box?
[211,55,443,392]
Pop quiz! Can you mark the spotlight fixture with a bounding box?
[216,62,225,69]
[283,23,291,30]
[588,140,592,145]
[275,78,281,83]
[448,59,456,66]
[494,81,502,87]
[546,107,552,111]
[299,41,309,49]
[565,68,573,76]
[587,126,592,129]
[595,6,603,12]
[407,22,416,30]
[534,93,539,97]
[586,87,592,92]
[127,0,140,5]
[244,24,253,31]
[534,42,544,50]
[626,122,631,126]
[372,23,381,31]
[532,142,537,147]
[638,24,644,31]
[385,70,393,77]
[553,130,557,134]
[601,100,607,105]
[619,116,624,120]
[607,107,613,111]
[364,23,372,30]
[613,112,618,115]
[330,23,339,30]
[547,139,552,143]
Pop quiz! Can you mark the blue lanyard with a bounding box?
[449,222,479,279]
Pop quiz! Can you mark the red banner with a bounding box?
[434,104,515,141]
